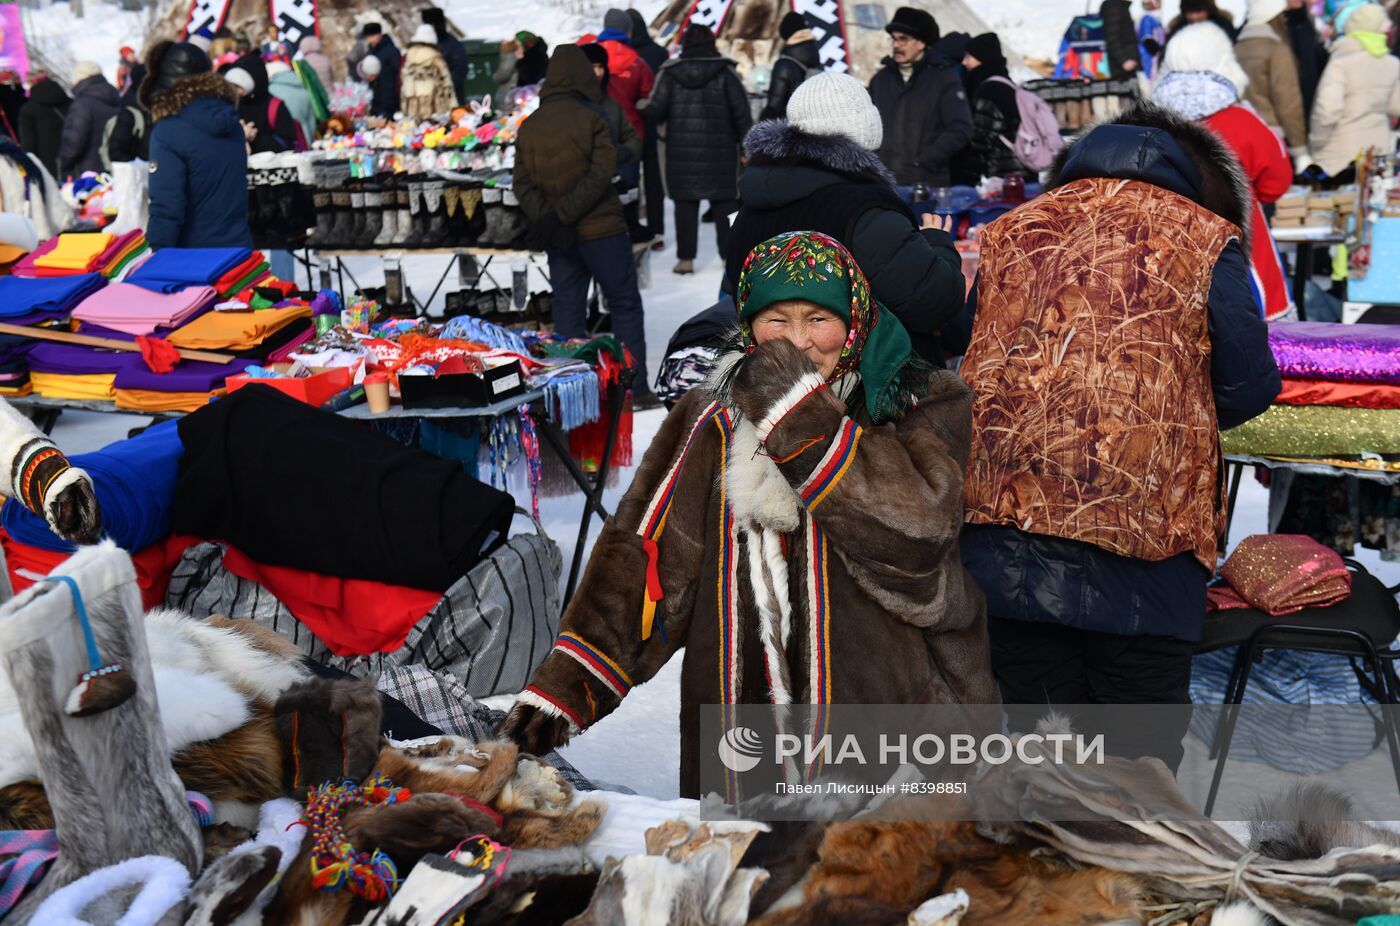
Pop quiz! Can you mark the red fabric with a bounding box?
[1276,377,1400,409]
[599,39,654,136]
[220,546,440,656]
[213,251,267,293]
[0,530,193,609]
[137,335,181,373]
[1203,107,1294,320]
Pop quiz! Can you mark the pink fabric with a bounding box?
[71,282,218,336]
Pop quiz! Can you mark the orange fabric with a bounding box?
[1276,377,1400,409]
[167,305,311,351]
[963,177,1238,570]
[115,388,224,413]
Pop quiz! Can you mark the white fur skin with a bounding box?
[724,415,802,533]
[0,609,309,789]
[28,855,191,925]
[1210,902,1269,926]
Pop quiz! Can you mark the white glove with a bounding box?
[1289,146,1313,176]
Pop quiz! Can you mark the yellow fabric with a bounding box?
[0,383,33,397]
[115,388,223,413]
[167,306,311,351]
[30,372,116,399]
[34,233,115,271]
[0,245,27,264]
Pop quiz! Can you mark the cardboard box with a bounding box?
[1276,191,1310,210]
[398,358,527,410]
[227,364,355,408]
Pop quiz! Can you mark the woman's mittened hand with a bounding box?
[731,338,822,426]
[496,701,573,756]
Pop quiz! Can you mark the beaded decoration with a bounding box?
[449,834,512,885]
[300,775,412,902]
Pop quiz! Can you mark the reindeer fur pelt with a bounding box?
[1250,782,1400,861]
[750,814,1146,926]
[273,676,383,798]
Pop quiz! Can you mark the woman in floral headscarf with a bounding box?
[501,231,997,797]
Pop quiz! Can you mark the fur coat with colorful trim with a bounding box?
[503,338,998,797]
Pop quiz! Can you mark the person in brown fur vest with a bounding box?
[501,231,998,797]
[958,102,1280,771]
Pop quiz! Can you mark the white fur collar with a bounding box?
[724,416,802,533]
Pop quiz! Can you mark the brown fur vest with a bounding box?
[963,176,1238,569]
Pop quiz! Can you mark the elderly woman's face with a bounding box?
[751,300,848,378]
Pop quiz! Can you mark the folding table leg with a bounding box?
[1204,640,1261,816]
[1208,644,1251,760]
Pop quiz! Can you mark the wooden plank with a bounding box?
[0,323,237,364]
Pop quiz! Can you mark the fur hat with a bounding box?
[1246,0,1287,25]
[779,12,808,40]
[1162,21,1250,95]
[411,24,439,45]
[70,61,102,86]
[603,8,632,34]
[1345,3,1390,33]
[140,40,228,116]
[786,71,883,151]
[885,6,938,45]
[360,21,383,38]
[223,67,254,94]
[964,32,1004,68]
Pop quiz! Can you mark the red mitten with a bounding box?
[136,335,181,374]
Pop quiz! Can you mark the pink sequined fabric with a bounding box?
[1209,534,1352,616]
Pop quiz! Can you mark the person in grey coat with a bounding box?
[58,62,121,179]
[867,7,973,186]
[643,24,751,274]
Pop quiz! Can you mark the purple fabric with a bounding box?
[1270,322,1400,386]
[26,341,130,375]
[0,830,58,917]
[72,283,218,336]
[114,356,252,392]
[4,310,74,326]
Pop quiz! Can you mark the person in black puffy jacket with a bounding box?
[106,63,150,164]
[1101,0,1144,78]
[952,33,1025,185]
[642,24,751,274]
[761,12,822,120]
[58,62,121,178]
[18,77,69,179]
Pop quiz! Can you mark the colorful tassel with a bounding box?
[300,775,412,903]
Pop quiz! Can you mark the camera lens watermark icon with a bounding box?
[717,726,763,773]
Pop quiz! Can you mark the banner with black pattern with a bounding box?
[678,0,736,37]
[269,0,318,53]
[791,0,849,73]
[181,0,233,40]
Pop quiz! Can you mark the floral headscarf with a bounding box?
[737,231,918,423]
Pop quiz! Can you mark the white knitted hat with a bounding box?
[224,67,255,94]
[70,61,102,85]
[411,24,438,45]
[1162,21,1250,95]
[1246,0,1287,26]
[785,71,883,151]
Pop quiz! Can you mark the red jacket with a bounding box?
[1203,105,1294,320]
[600,39,654,136]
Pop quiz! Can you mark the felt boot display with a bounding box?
[328,191,354,250]
[421,181,447,248]
[346,188,367,250]
[0,543,202,921]
[477,187,503,247]
[391,189,412,247]
[361,187,384,250]
[498,189,525,248]
[374,196,398,249]
[403,181,426,248]
[309,191,333,248]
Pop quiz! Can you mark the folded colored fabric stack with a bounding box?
[1222,322,1400,457]
[26,340,132,400]
[0,273,106,319]
[32,232,113,272]
[0,418,183,552]
[127,247,254,294]
[72,283,218,337]
[101,232,151,281]
[114,355,253,412]
[215,251,271,297]
[167,304,311,352]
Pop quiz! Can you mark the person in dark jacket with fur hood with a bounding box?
[958,103,1280,772]
[761,11,822,120]
[643,24,752,275]
[952,33,1026,185]
[141,41,251,251]
[58,62,121,178]
[868,6,973,186]
[728,72,966,365]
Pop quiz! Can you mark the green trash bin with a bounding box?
[462,39,503,101]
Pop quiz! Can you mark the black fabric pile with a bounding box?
[174,385,515,591]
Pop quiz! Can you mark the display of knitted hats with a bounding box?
[272,676,384,799]
[0,542,202,921]
[1208,534,1353,616]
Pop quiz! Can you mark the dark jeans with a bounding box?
[644,127,665,236]
[548,233,648,387]
[674,198,734,262]
[988,616,1195,772]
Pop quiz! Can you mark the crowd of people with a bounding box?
[0,1,1394,781]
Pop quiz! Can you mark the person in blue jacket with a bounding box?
[139,40,252,251]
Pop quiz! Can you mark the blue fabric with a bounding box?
[127,247,252,293]
[147,95,253,251]
[1,419,183,553]
[597,28,631,44]
[0,274,105,318]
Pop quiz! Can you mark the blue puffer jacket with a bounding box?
[959,107,1281,642]
[145,73,252,251]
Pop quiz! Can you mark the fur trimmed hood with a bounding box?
[744,119,897,187]
[142,70,239,122]
[1048,101,1251,246]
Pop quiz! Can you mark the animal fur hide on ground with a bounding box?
[273,676,382,798]
[1250,782,1400,861]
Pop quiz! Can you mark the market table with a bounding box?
[1271,228,1348,321]
[9,379,630,603]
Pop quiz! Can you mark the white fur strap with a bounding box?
[755,372,826,445]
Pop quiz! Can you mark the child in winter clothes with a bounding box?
[500,231,998,797]
[1155,21,1295,319]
